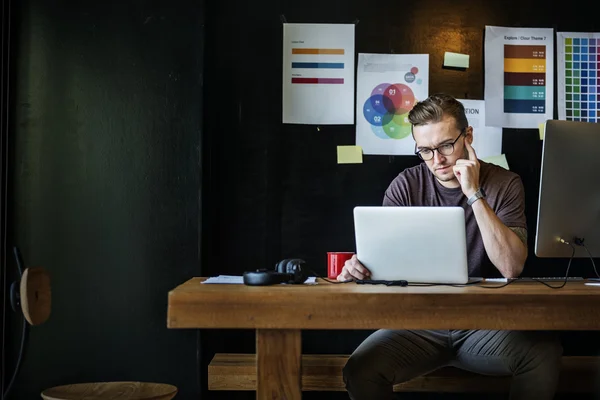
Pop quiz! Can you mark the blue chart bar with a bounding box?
[291,62,344,69]
[504,99,546,113]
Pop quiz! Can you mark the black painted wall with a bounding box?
[202,0,600,399]
[4,0,600,399]
[5,0,203,398]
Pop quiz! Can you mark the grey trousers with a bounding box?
[343,329,563,400]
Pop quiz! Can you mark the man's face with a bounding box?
[413,115,470,187]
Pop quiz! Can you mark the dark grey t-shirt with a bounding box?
[383,160,527,278]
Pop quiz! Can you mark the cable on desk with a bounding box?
[308,268,352,284]
[478,240,576,289]
[575,237,600,279]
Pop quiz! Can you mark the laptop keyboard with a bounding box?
[486,277,584,282]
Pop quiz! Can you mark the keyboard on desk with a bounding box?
[485,277,584,282]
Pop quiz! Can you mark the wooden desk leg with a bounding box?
[256,329,301,400]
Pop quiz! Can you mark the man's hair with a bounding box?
[408,93,468,133]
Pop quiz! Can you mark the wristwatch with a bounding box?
[467,187,486,206]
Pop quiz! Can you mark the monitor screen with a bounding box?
[535,120,600,258]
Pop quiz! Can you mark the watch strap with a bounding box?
[467,188,485,206]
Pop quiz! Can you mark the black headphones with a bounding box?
[243,258,310,286]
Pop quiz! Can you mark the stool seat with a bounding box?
[41,382,177,400]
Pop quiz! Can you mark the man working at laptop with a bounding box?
[337,93,563,400]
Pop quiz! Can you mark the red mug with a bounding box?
[327,252,355,279]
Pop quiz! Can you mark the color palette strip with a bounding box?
[504,72,545,86]
[291,78,344,84]
[291,62,344,69]
[292,48,345,55]
[503,44,547,114]
[562,36,600,122]
[504,86,545,100]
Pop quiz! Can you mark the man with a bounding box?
[338,94,563,399]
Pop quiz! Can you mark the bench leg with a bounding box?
[256,329,301,400]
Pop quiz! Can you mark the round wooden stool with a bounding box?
[41,382,178,400]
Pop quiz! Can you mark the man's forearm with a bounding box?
[471,199,527,278]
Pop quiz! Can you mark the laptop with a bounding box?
[353,206,475,284]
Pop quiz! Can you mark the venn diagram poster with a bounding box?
[356,53,429,155]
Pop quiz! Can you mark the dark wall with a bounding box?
[5,0,600,399]
[6,0,203,398]
[202,0,600,398]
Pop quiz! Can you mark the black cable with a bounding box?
[468,279,518,289]
[309,268,351,284]
[528,240,575,289]
[2,318,26,399]
[577,239,600,279]
[2,247,27,400]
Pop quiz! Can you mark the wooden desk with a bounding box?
[167,278,600,399]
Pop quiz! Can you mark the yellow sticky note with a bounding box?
[443,52,470,68]
[539,122,545,140]
[337,145,363,164]
[482,154,509,170]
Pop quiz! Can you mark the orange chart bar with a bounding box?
[292,48,345,55]
[504,58,546,73]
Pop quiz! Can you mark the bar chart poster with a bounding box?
[557,32,600,122]
[282,23,355,125]
[355,53,429,155]
[484,26,553,128]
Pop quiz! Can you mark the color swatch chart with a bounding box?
[290,48,345,85]
[557,33,600,122]
[503,45,547,114]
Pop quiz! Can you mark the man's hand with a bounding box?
[337,254,371,281]
[452,140,481,198]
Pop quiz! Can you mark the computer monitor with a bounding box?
[535,120,600,258]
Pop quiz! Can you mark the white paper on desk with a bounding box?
[202,275,318,285]
[457,99,502,159]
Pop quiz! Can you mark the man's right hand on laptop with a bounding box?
[337,255,371,281]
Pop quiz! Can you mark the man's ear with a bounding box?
[465,126,474,144]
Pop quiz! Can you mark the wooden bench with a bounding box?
[208,354,599,393]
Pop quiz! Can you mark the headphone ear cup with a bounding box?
[276,259,291,274]
[288,258,308,283]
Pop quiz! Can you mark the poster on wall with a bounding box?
[557,32,600,122]
[355,53,429,155]
[484,26,554,128]
[282,23,355,125]
[457,99,502,159]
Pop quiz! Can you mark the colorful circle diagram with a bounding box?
[363,70,421,140]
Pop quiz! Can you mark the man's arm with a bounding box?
[453,140,528,278]
[471,200,528,278]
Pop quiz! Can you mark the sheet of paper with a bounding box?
[539,122,545,140]
[202,275,318,285]
[484,26,554,128]
[557,32,600,122]
[282,23,355,125]
[444,52,469,68]
[355,53,429,155]
[482,154,510,170]
[337,145,363,164]
[457,99,502,159]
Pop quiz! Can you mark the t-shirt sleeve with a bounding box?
[382,175,408,206]
[495,175,527,229]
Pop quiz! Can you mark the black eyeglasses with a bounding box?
[415,129,466,161]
